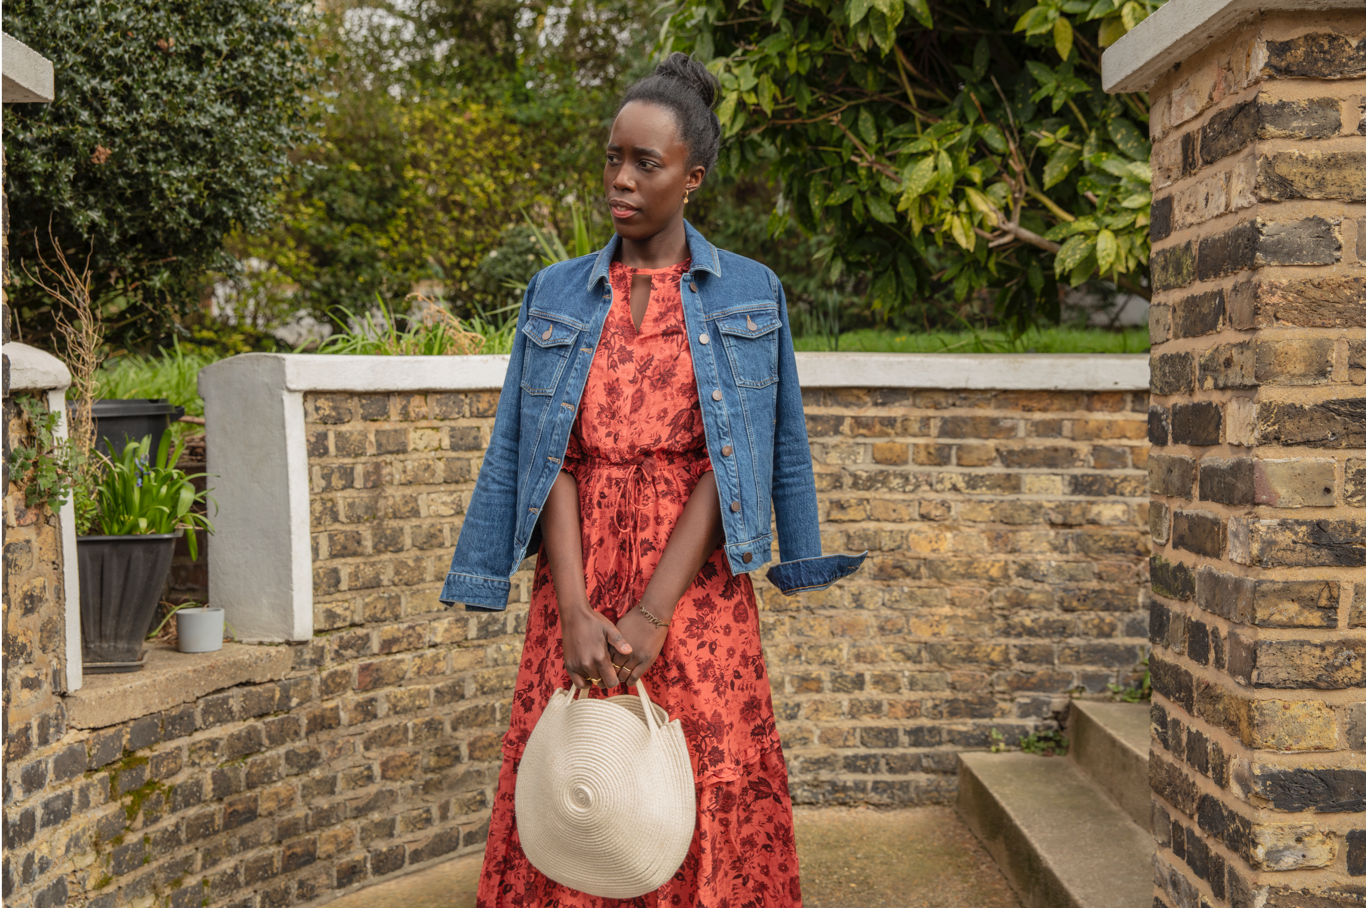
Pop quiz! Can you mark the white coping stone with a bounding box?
[3,342,72,393]
[199,351,1149,641]
[2,343,81,689]
[244,351,1151,393]
[1102,0,1363,94]
[2,32,55,103]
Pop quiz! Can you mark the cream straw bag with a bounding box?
[514,680,696,898]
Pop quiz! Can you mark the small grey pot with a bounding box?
[176,607,225,653]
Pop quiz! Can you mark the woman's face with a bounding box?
[604,101,704,242]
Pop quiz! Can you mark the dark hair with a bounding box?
[617,52,721,183]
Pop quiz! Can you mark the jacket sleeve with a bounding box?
[765,273,866,596]
[439,274,538,611]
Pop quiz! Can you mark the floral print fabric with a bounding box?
[476,259,802,908]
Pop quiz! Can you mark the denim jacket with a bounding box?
[440,222,866,611]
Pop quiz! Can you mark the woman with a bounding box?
[441,53,865,908]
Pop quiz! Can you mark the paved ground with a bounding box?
[325,807,1020,908]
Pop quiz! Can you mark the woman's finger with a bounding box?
[608,627,632,655]
[596,654,620,688]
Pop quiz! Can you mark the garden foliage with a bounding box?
[4,0,322,348]
[662,0,1165,329]
[230,0,658,326]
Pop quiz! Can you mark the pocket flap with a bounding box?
[715,308,780,339]
[523,315,579,347]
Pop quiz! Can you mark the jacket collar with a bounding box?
[586,219,722,290]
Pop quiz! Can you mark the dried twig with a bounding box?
[23,229,103,461]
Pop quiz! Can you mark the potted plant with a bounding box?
[77,435,214,672]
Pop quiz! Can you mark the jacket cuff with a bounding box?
[766,552,867,596]
[439,572,511,612]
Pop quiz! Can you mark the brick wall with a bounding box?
[1144,10,1366,907]
[768,386,1150,802]
[301,385,1151,808]
[3,377,1151,908]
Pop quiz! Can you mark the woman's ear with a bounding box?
[686,165,706,194]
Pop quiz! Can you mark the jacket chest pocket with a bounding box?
[715,306,780,389]
[521,314,580,395]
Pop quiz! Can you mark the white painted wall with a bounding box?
[198,352,1149,642]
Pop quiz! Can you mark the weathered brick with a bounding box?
[1263,33,1366,80]
[1171,402,1222,446]
[1199,342,1255,391]
[1150,194,1174,242]
[1253,276,1366,328]
[1151,242,1195,292]
[1255,337,1335,385]
[1199,457,1253,505]
[1259,151,1366,203]
[1197,220,1257,280]
[1170,289,1224,338]
[1347,459,1366,507]
[1257,398,1366,449]
[1239,517,1366,567]
[1250,764,1366,812]
[1149,407,1170,445]
[1257,97,1341,139]
[1257,216,1341,266]
[1201,100,1258,165]
[1151,352,1194,396]
[1253,459,1335,508]
[1245,637,1366,689]
[1149,453,1196,498]
[1173,510,1224,558]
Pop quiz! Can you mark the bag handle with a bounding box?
[571,679,662,733]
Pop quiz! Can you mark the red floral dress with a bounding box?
[476,259,802,908]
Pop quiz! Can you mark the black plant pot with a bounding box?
[84,399,186,459]
[77,534,179,671]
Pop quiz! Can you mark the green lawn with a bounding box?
[793,326,1150,354]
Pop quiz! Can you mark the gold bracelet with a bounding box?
[636,605,668,629]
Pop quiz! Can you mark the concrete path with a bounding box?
[325,807,1019,908]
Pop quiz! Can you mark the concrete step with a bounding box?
[1068,700,1151,831]
[958,752,1153,908]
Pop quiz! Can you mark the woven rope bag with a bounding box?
[514,680,695,898]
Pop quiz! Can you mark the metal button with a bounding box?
[712,390,723,401]
[698,333,709,345]
[746,315,758,331]
[689,281,698,293]
[730,501,741,512]
[742,552,753,563]
[721,445,733,456]
[541,328,553,340]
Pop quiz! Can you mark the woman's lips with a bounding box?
[609,203,638,218]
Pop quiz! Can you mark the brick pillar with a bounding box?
[1109,6,1366,907]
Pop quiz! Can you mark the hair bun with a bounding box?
[654,52,718,111]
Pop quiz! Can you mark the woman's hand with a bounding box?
[612,608,669,686]
[611,471,723,686]
[560,606,633,690]
[541,470,632,689]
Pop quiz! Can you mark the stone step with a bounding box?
[958,752,1153,908]
[1068,700,1152,831]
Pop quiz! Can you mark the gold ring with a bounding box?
[586,677,601,685]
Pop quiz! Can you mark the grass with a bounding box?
[309,297,517,356]
[793,326,1150,354]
